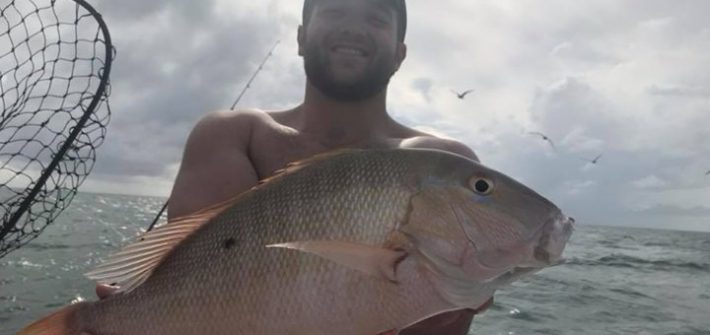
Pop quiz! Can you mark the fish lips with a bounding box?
[532,215,575,266]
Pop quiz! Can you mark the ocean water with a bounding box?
[1,192,709,334]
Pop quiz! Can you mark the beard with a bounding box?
[303,39,397,102]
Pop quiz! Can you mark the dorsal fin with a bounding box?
[84,195,240,294]
[256,148,359,187]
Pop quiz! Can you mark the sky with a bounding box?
[3,0,710,232]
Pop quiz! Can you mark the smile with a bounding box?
[330,45,369,58]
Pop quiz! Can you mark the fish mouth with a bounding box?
[530,214,575,266]
[449,202,573,271]
[483,215,573,285]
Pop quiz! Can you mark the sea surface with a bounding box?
[1,192,709,334]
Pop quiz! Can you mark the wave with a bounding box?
[566,254,710,272]
[641,241,672,247]
[508,308,546,322]
[25,243,73,251]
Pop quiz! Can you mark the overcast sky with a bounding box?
[48,0,710,232]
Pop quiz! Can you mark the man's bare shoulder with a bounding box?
[169,108,275,219]
[188,108,286,144]
[400,135,479,162]
[178,108,280,172]
[194,108,271,132]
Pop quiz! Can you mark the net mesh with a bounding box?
[0,0,113,258]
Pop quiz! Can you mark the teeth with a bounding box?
[333,47,365,56]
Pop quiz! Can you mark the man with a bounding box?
[97,0,491,333]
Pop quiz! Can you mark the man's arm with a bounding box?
[95,110,260,299]
[168,111,260,220]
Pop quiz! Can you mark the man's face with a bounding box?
[299,0,406,101]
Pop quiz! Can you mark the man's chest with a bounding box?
[247,131,407,180]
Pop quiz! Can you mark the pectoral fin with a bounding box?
[266,240,407,283]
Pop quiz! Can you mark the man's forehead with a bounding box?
[303,0,407,41]
[315,0,398,12]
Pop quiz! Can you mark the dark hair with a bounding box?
[302,0,407,42]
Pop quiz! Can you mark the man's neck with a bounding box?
[296,82,396,147]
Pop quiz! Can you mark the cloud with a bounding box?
[563,180,598,196]
[550,41,619,66]
[633,204,710,217]
[646,84,710,98]
[632,175,669,190]
[559,128,606,154]
[80,1,292,184]
[4,0,709,231]
[410,77,434,103]
[528,77,619,153]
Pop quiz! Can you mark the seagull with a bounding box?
[528,131,557,151]
[581,153,603,165]
[451,89,475,100]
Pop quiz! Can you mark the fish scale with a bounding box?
[18,148,573,335]
[85,151,417,334]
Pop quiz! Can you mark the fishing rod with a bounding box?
[231,40,280,111]
[146,40,280,232]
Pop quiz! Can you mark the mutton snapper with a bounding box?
[18,148,573,335]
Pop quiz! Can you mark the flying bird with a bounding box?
[451,89,475,100]
[528,131,557,151]
[580,153,603,165]
[705,169,710,176]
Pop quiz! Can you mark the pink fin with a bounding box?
[267,240,407,283]
[17,303,84,335]
[85,194,238,294]
[258,148,359,187]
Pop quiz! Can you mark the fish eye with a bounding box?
[470,177,495,196]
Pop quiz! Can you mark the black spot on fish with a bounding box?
[223,238,236,250]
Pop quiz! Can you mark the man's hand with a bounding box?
[84,286,119,335]
[397,297,494,335]
[95,284,119,299]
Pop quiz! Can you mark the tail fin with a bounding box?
[17,303,85,335]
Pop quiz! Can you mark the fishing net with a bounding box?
[0,0,113,258]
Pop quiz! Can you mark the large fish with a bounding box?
[18,148,573,335]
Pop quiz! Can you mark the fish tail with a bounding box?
[17,302,86,335]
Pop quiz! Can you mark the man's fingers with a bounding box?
[95,284,119,299]
[474,297,494,314]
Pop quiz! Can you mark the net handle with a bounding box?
[0,0,114,240]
